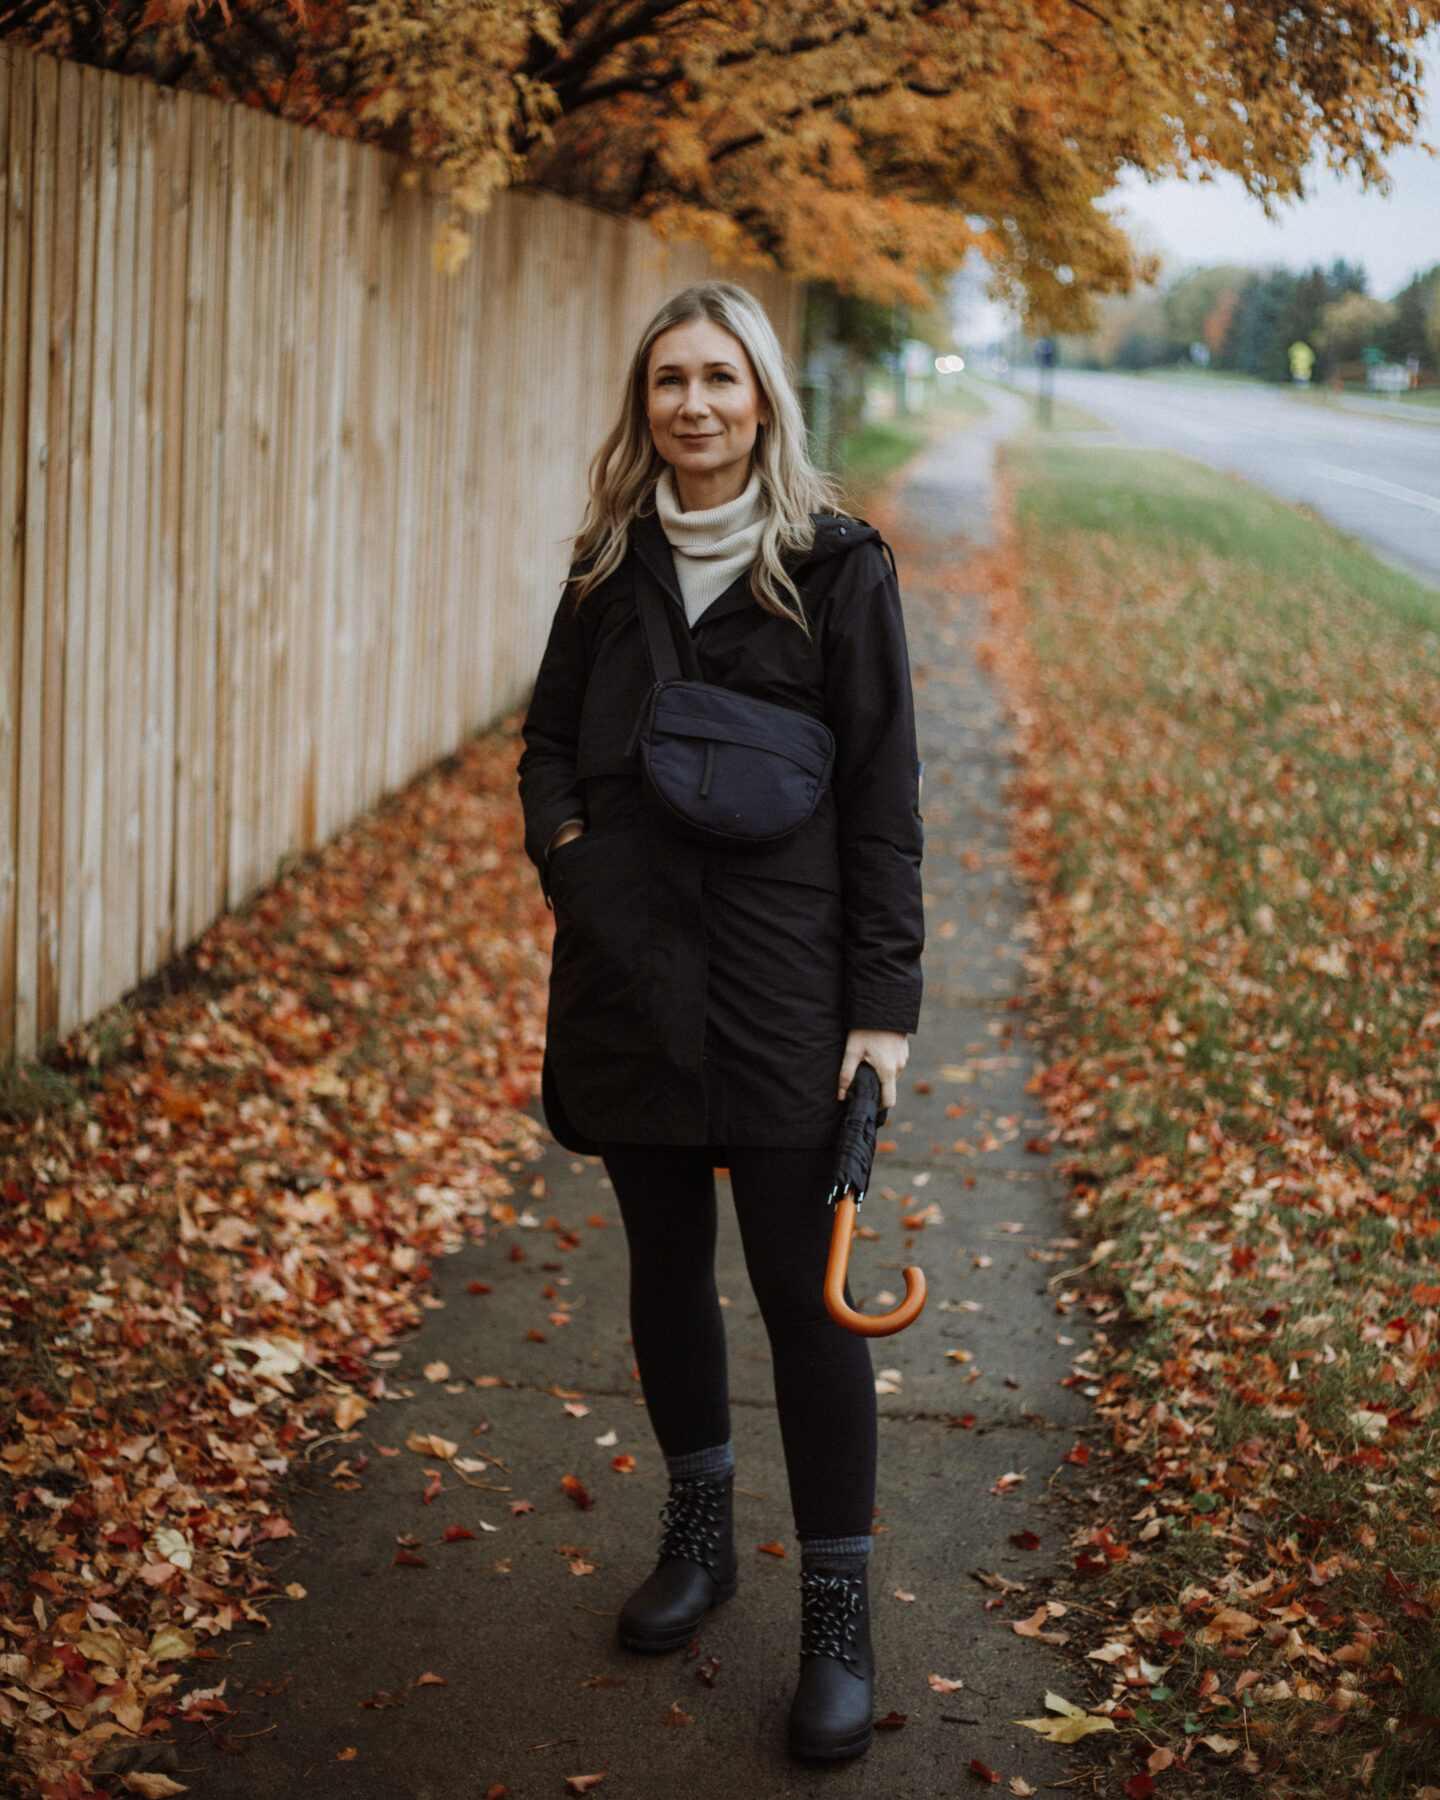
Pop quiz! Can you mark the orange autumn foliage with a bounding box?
[6,2,1438,316]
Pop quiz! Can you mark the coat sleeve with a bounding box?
[518,582,590,877]
[823,551,925,1033]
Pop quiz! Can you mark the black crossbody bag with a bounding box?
[627,562,835,850]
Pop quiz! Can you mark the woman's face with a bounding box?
[645,317,771,505]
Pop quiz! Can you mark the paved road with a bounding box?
[161,390,1110,1799]
[1016,369,1440,590]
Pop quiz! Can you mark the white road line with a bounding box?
[1308,461,1440,516]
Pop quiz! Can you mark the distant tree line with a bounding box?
[1065,262,1440,381]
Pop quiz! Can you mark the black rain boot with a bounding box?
[616,1474,738,1653]
[786,1563,875,1761]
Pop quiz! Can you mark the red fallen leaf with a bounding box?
[949,1414,978,1430]
[874,1710,908,1731]
[1312,1711,1348,1736]
[1124,1777,1155,1799]
[1009,1530,1041,1550]
[1063,1442,1090,1466]
[564,1778,606,1796]
[393,1548,428,1567]
[467,1282,492,1295]
[697,1655,721,1687]
[358,1689,408,1708]
[969,1756,999,1782]
[561,1474,595,1511]
[524,1329,548,1343]
[757,1542,787,1557]
[509,1500,534,1515]
[661,1700,693,1727]
[422,1470,445,1505]
[1412,1283,1440,1305]
[508,1245,526,1263]
[416,1671,446,1685]
[485,1787,510,1799]
[611,1454,637,1474]
[441,1525,475,1542]
[1023,1137,1052,1154]
[1075,1550,1109,1576]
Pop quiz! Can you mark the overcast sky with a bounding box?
[1106,106,1438,298]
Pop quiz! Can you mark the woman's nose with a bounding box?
[678,383,710,417]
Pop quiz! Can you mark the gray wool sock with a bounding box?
[799,1533,873,1573]
[664,1440,735,1483]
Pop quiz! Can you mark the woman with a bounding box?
[518,281,923,1762]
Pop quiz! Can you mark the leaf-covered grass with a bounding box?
[986,444,1440,1796]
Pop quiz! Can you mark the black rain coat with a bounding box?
[517,509,924,1149]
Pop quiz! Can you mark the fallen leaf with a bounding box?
[561,1474,595,1511]
[406,1432,459,1459]
[285,1581,307,1600]
[423,1361,451,1382]
[611,1454,636,1473]
[929,1674,965,1692]
[359,1689,408,1709]
[393,1548,428,1567]
[334,1392,369,1430]
[453,1456,489,1473]
[467,1281,492,1295]
[970,1757,999,1782]
[1147,1748,1175,1774]
[1016,1693,1116,1744]
[874,1710,908,1731]
[583,1675,629,1689]
[595,1430,618,1446]
[120,1779,189,1798]
[1124,1778,1155,1800]
[441,1525,476,1542]
[422,1469,446,1504]
[564,1778,605,1796]
[564,1401,591,1418]
[337,1750,357,1763]
[661,1699,693,1727]
[509,1500,534,1515]
[1009,1530,1041,1551]
[1199,1734,1240,1755]
[570,1559,596,1576]
[697,1655,721,1687]
[1010,1782,1037,1798]
[417,1671,446,1685]
[893,1589,917,1603]
[1062,1442,1090,1466]
[757,1542,787,1557]
[989,1471,1027,1495]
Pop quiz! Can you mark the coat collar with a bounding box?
[630,506,883,630]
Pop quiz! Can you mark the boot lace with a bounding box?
[799,1569,863,1664]
[657,1476,727,1572]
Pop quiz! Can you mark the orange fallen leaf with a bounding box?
[564,1778,605,1796]
[337,1749,357,1762]
[969,1758,999,1783]
[423,1360,451,1382]
[417,1671,446,1685]
[661,1700,693,1727]
[757,1541,787,1557]
[611,1454,637,1473]
[561,1474,595,1511]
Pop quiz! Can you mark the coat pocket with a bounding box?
[546,827,654,1054]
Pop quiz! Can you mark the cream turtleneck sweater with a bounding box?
[655,468,766,626]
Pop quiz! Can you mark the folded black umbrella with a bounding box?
[826,1061,887,1210]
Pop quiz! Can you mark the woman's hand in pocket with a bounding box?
[548,819,586,857]
[838,1029,909,1111]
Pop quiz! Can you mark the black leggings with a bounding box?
[597,1141,877,1542]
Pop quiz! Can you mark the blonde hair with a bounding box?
[572,282,842,629]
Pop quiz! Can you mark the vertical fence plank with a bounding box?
[78,72,118,1025]
[57,62,99,1040]
[15,52,57,1059]
[0,47,30,1061]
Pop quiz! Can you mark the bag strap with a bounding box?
[634,557,703,685]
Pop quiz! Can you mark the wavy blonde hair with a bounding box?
[572,282,842,629]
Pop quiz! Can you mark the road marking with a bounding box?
[1308,462,1440,516]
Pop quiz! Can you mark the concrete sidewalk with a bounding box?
[176,389,1100,1798]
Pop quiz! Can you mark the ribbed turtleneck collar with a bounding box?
[654,469,764,556]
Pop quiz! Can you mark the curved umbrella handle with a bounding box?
[824,1193,927,1337]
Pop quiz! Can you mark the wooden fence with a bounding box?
[0,44,801,1064]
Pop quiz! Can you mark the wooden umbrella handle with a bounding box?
[824,1194,927,1337]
